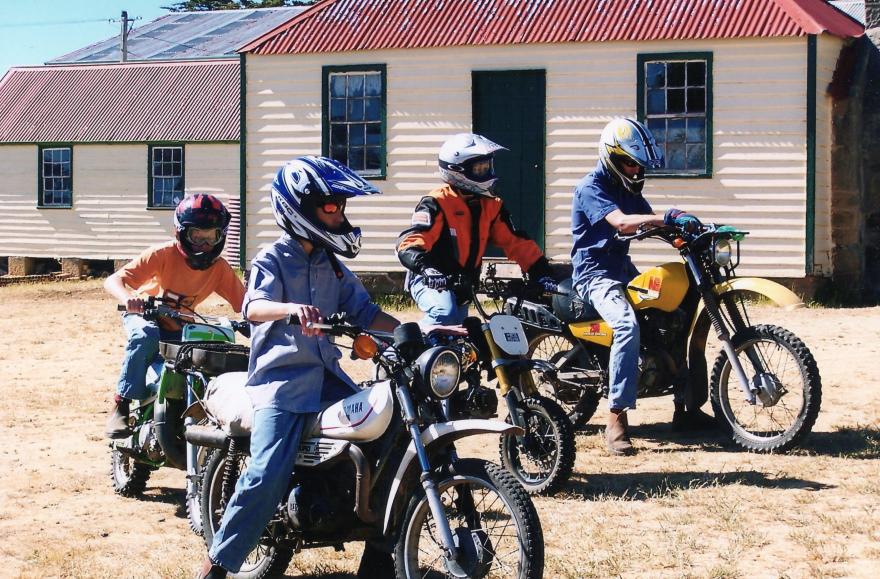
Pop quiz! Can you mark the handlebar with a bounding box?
[117,296,250,337]
[286,311,394,344]
[614,222,749,246]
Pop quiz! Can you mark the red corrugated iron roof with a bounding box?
[0,60,240,143]
[242,0,864,55]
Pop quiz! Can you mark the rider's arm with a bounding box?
[104,272,145,313]
[369,311,400,333]
[245,299,324,337]
[488,203,545,273]
[604,209,664,235]
[396,195,446,273]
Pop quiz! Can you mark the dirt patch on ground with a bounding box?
[0,280,878,578]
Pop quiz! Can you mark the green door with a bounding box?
[472,69,546,252]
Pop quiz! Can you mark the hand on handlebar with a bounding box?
[536,276,559,294]
[287,303,324,337]
[664,208,702,234]
[421,268,449,291]
[124,297,146,314]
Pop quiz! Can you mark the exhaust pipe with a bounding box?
[185,424,228,449]
[347,445,378,523]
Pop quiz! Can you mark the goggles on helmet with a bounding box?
[317,197,347,215]
[186,227,223,247]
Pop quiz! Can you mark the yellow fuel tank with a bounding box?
[568,262,689,347]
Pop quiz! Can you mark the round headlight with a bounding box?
[428,350,460,399]
[713,239,732,267]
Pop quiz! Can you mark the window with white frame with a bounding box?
[638,53,712,176]
[149,145,184,208]
[39,146,72,207]
[324,65,386,177]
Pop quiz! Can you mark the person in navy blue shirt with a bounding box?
[197,157,399,579]
[571,118,711,456]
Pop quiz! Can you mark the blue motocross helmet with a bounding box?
[270,156,380,258]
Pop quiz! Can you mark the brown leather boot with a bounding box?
[105,396,131,439]
[605,408,635,456]
[195,557,227,579]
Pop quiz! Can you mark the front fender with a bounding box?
[381,419,522,535]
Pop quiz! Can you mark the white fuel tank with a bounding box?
[309,380,394,442]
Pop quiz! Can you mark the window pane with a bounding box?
[366,147,381,171]
[667,118,686,143]
[687,87,705,113]
[647,89,665,115]
[349,147,365,171]
[350,124,366,146]
[348,74,364,98]
[686,118,705,143]
[646,62,665,88]
[667,62,686,87]
[365,73,381,96]
[331,146,348,166]
[686,143,706,170]
[330,75,346,98]
[330,98,346,122]
[687,61,706,86]
[665,143,686,169]
[667,89,685,114]
[172,148,182,163]
[365,97,381,121]
[366,123,382,146]
[331,124,348,147]
[347,99,364,122]
[647,118,666,144]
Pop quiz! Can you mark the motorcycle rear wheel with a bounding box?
[394,458,544,579]
[110,448,151,497]
[201,448,294,579]
[499,396,575,495]
[526,332,601,428]
[186,445,210,536]
[710,324,821,453]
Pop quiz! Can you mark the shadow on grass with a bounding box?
[564,469,832,501]
[793,425,880,459]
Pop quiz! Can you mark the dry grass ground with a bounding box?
[0,279,878,579]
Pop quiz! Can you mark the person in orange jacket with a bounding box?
[396,133,558,326]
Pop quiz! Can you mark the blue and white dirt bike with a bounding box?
[108,297,250,535]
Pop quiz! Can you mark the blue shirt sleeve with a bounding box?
[577,182,620,226]
[243,251,284,318]
[336,261,380,329]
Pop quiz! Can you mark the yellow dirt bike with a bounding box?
[510,222,822,453]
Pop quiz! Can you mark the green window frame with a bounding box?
[322,64,387,179]
[637,52,713,178]
[148,144,185,208]
[38,145,73,208]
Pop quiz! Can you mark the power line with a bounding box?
[0,17,109,29]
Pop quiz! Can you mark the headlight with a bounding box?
[415,347,460,399]
[713,239,732,267]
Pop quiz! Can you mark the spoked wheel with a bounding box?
[499,396,575,495]
[710,324,821,453]
[395,458,544,579]
[201,448,293,579]
[186,445,210,536]
[527,332,601,429]
[110,447,152,497]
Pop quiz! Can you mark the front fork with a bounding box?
[395,384,462,568]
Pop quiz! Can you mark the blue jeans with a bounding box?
[410,275,469,326]
[578,278,640,410]
[209,408,307,572]
[115,314,180,400]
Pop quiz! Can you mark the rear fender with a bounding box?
[381,419,522,535]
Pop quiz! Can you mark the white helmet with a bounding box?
[438,133,508,196]
[270,156,380,258]
[599,118,664,194]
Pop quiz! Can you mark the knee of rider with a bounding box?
[128,324,159,346]
[611,317,639,340]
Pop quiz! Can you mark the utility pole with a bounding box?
[113,11,138,62]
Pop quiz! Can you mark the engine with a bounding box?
[134,422,163,463]
[286,471,355,536]
[636,308,689,397]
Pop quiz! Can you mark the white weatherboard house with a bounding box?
[0,7,304,277]
[237,0,864,289]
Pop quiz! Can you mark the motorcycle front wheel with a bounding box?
[110,447,152,497]
[201,448,294,579]
[394,458,544,579]
[527,332,601,428]
[499,396,575,495]
[710,324,822,453]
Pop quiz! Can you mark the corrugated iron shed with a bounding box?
[0,60,239,143]
[830,0,866,25]
[49,7,306,64]
[243,0,864,55]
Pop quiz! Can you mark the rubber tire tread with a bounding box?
[710,324,821,453]
[393,458,544,579]
[200,448,294,579]
[526,332,601,429]
[110,449,151,497]
[499,396,576,495]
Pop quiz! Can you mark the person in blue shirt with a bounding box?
[197,156,399,579]
[571,118,711,456]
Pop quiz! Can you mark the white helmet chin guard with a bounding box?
[598,118,664,194]
[438,133,508,196]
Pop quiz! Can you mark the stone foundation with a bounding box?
[7,257,37,277]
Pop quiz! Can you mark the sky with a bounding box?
[0,1,174,77]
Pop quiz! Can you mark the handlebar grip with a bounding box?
[117,305,127,311]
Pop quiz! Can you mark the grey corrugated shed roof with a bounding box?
[48,7,305,64]
[830,1,866,24]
